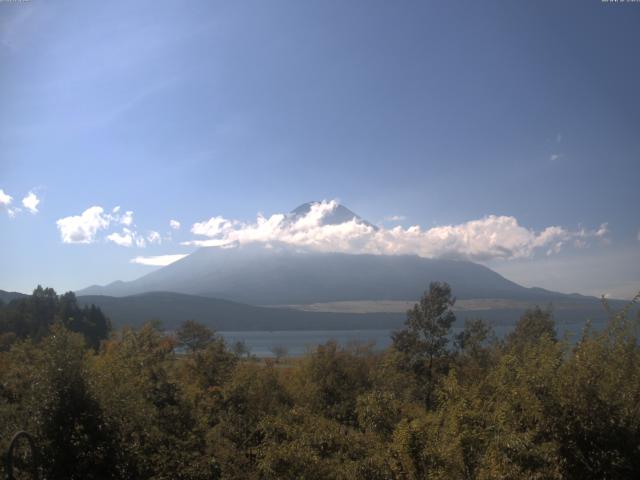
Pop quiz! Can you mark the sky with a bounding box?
[1,0,639,299]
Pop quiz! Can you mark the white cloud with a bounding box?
[107,229,134,247]
[550,153,563,162]
[147,230,162,244]
[0,189,17,217]
[169,219,181,230]
[0,189,12,207]
[595,223,608,238]
[384,215,406,222]
[182,200,610,262]
[107,227,148,248]
[56,206,111,244]
[21,191,40,214]
[120,210,134,226]
[130,254,189,266]
[191,216,235,237]
[57,205,147,246]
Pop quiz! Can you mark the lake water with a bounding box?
[219,320,606,358]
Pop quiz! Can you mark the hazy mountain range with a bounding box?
[78,246,592,305]
[78,202,592,304]
[0,290,27,304]
[5,203,630,331]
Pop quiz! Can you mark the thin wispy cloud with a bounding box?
[384,215,406,222]
[130,254,188,266]
[182,200,610,262]
[147,231,162,244]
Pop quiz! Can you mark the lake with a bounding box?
[219,320,607,357]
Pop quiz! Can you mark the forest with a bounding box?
[0,283,639,479]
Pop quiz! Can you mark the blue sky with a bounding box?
[1,0,638,298]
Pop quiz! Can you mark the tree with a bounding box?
[291,341,372,425]
[232,340,251,358]
[209,363,291,478]
[550,306,640,479]
[30,324,120,479]
[392,281,456,407]
[0,287,110,348]
[176,320,214,352]
[270,345,288,363]
[505,306,556,351]
[91,323,213,479]
[453,318,496,378]
[58,292,110,349]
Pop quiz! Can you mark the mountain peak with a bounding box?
[290,201,378,230]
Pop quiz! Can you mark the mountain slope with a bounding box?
[77,246,592,305]
[77,292,404,331]
[77,202,599,306]
[76,291,629,333]
[0,289,29,304]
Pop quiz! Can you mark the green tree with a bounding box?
[176,319,215,352]
[57,292,111,349]
[392,282,456,407]
[232,340,251,358]
[256,407,393,480]
[270,345,288,363]
[208,362,291,479]
[0,287,110,349]
[505,306,556,352]
[550,309,640,479]
[91,323,213,479]
[454,318,496,381]
[30,324,120,479]
[291,341,372,425]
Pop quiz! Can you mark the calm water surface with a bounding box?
[219,320,605,358]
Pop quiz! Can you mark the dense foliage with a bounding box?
[1,283,639,479]
[0,286,111,350]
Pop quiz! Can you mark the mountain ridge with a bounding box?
[75,202,606,306]
[77,247,599,305]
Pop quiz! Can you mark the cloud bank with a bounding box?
[183,200,610,262]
